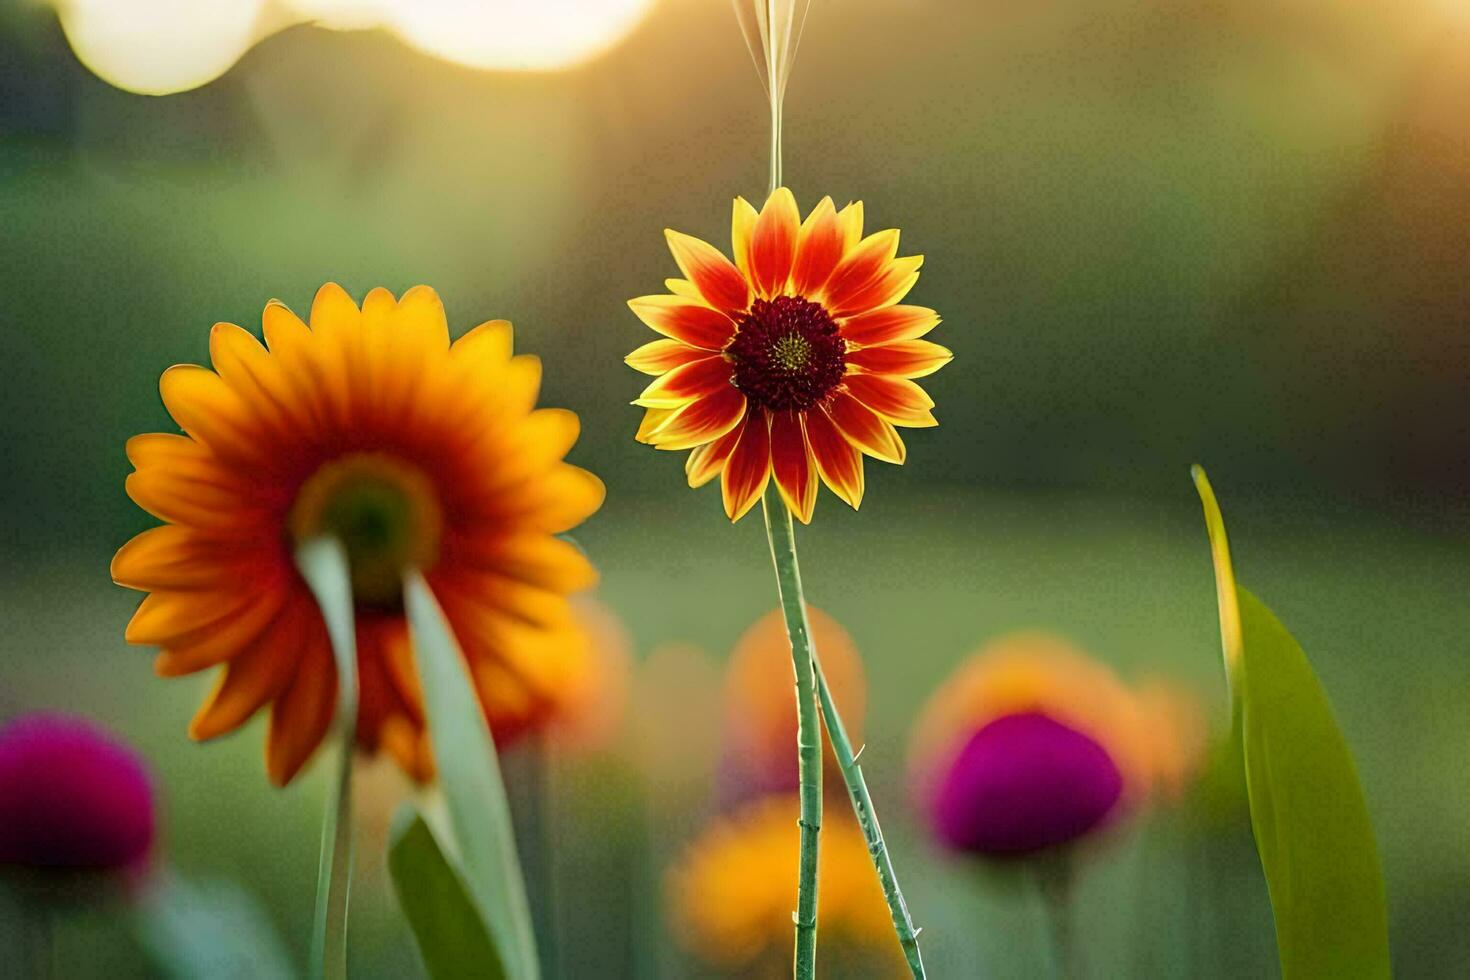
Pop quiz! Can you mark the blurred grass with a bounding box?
[3,486,1467,976]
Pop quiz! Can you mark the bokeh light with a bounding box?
[53,0,274,96]
[50,0,657,95]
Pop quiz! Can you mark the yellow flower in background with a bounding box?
[627,187,951,522]
[668,795,898,975]
[112,284,603,785]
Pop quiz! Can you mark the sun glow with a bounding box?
[50,0,656,95]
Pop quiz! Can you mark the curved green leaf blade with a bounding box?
[1237,587,1391,979]
[1192,467,1390,979]
[388,803,506,980]
[132,868,294,980]
[404,571,540,980]
[296,538,359,980]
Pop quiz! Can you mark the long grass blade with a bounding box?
[388,803,506,980]
[404,570,540,980]
[296,538,359,980]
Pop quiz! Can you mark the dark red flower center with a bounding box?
[726,296,846,412]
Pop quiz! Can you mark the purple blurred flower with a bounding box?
[928,712,1123,855]
[0,713,155,874]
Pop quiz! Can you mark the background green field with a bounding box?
[3,0,1468,976]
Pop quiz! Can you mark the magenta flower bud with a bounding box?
[928,712,1123,855]
[0,714,155,874]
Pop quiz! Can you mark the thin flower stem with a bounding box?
[1036,849,1080,980]
[760,484,822,980]
[813,661,928,978]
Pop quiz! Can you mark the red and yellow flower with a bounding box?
[112,284,604,786]
[627,188,951,522]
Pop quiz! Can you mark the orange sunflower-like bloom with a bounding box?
[112,284,604,786]
[626,187,951,522]
[668,795,897,975]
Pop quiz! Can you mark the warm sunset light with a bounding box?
[53,0,274,96]
[355,0,656,72]
[51,0,656,95]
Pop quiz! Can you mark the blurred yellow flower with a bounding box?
[112,283,603,785]
[627,187,950,522]
[667,794,899,975]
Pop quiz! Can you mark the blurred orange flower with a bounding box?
[544,597,634,754]
[627,187,950,522]
[720,605,866,799]
[667,794,898,975]
[113,284,603,785]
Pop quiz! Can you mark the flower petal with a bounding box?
[625,338,709,376]
[187,603,303,741]
[645,386,747,452]
[666,278,702,300]
[828,255,923,318]
[845,339,953,378]
[627,296,738,350]
[664,230,751,315]
[791,196,844,297]
[750,187,799,298]
[731,196,758,280]
[159,365,267,465]
[825,391,908,463]
[843,374,938,427]
[308,281,361,339]
[636,407,677,443]
[395,284,451,349]
[687,422,743,488]
[837,201,864,252]
[721,410,772,522]
[821,230,901,312]
[770,410,818,524]
[113,525,238,591]
[841,305,941,346]
[154,586,289,677]
[126,588,253,646]
[266,632,336,786]
[634,356,733,408]
[806,406,865,510]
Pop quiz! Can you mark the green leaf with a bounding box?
[132,868,295,980]
[403,570,540,980]
[1236,588,1391,979]
[296,538,359,980]
[388,803,506,980]
[1192,467,1391,980]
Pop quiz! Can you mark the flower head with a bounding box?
[908,633,1157,857]
[667,794,896,973]
[719,605,865,802]
[0,714,155,874]
[113,284,604,785]
[627,188,950,522]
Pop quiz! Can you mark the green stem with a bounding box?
[1036,850,1079,980]
[813,662,927,977]
[760,485,822,980]
[297,538,358,980]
